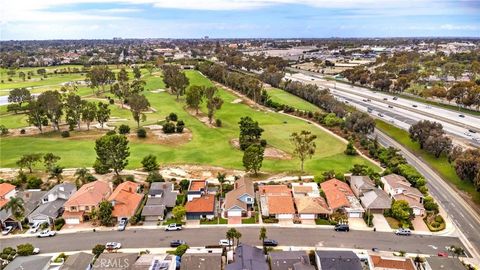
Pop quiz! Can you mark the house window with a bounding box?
[85,206,89,211]
[246,197,252,202]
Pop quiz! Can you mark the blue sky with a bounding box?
[1,0,479,40]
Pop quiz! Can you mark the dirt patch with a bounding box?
[230,138,291,160]
[231,98,243,104]
[185,107,216,128]
[134,125,193,145]
[151,89,165,93]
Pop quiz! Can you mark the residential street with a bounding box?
[0,227,464,255]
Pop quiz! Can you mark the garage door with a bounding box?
[65,218,80,225]
[228,210,242,217]
[348,212,362,218]
[300,214,315,220]
[277,214,293,219]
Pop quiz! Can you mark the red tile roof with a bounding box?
[185,195,215,213]
[0,183,16,208]
[320,179,353,210]
[108,181,143,218]
[267,195,296,214]
[258,185,291,195]
[371,255,416,270]
[64,180,111,208]
[189,180,207,191]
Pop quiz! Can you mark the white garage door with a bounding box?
[348,212,362,218]
[300,214,315,220]
[228,210,242,217]
[277,214,293,219]
[65,218,80,225]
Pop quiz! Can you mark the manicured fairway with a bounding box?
[266,87,321,112]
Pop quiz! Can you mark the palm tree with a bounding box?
[234,230,242,247]
[74,167,90,187]
[217,172,226,197]
[1,197,25,230]
[49,165,64,184]
[226,228,236,251]
[259,227,267,254]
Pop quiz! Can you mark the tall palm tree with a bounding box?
[259,227,267,254]
[1,197,25,230]
[74,167,90,187]
[234,230,242,247]
[217,172,226,197]
[226,228,236,251]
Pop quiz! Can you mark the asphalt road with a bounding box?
[0,227,464,256]
[375,130,480,258]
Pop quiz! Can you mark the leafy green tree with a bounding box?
[174,244,189,257]
[17,153,42,173]
[94,134,130,176]
[92,244,105,257]
[204,87,223,124]
[290,130,317,173]
[172,206,186,222]
[141,154,159,172]
[96,102,111,128]
[133,66,142,79]
[43,153,61,172]
[16,244,34,256]
[98,200,113,226]
[128,94,150,127]
[344,141,357,155]
[391,200,413,224]
[81,101,97,130]
[186,85,204,114]
[37,90,63,131]
[8,88,31,107]
[163,65,189,100]
[26,100,48,133]
[217,172,226,197]
[243,144,264,176]
[238,116,264,150]
[65,93,84,130]
[259,227,267,254]
[49,165,64,184]
[130,79,146,94]
[86,65,115,95]
[179,179,190,191]
[74,167,91,187]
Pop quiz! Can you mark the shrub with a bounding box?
[0,125,8,135]
[26,176,42,189]
[109,99,115,105]
[146,171,164,183]
[215,119,222,127]
[260,139,267,147]
[16,244,34,256]
[54,218,65,231]
[176,123,184,133]
[61,131,70,138]
[118,124,130,134]
[174,244,189,257]
[106,130,116,136]
[141,154,159,172]
[20,129,26,134]
[162,122,175,134]
[168,113,178,122]
[92,244,105,257]
[93,159,110,174]
[344,141,357,155]
[363,212,374,227]
[137,128,147,138]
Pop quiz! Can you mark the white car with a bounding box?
[33,248,40,255]
[472,137,480,142]
[464,132,472,137]
[219,239,233,246]
[38,229,56,238]
[1,226,13,235]
[165,223,182,231]
[105,242,122,250]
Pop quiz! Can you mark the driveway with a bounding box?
[372,214,392,232]
[186,220,200,228]
[348,217,369,230]
[278,219,294,226]
[301,219,316,225]
[228,217,242,225]
[412,216,430,233]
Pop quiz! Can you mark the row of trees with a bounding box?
[409,120,452,158]
[186,85,224,124]
[163,65,189,100]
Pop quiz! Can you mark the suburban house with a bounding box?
[320,179,365,218]
[381,174,425,216]
[181,248,223,270]
[63,180,111,224]
[226,244,268,270]
[269,251,315,270]
[0,190,45,230]
[0,183,16,208]
[4,256,52,270]
[187,180,208,202]
[291,182,320,198]
[295,197,331,220]
[370,255,415,270]
[185,194,216,220]
[349,176,391,214]
[223,178,255,218]
[28,183,76,225]
[258,185,296,220]
[92,253,138,270]
[141,182,177,222]
[59,252,94,270]
[108,181,143,220]
[315,250,362,270]
[133,254,177,270]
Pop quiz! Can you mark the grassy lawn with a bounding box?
[385,216,400,229]
[315,218,332,225]
[375,120,480,205]
[241,213,259,224]
[200,218,228,225]
[266,88,321,112]
[0,70,377,176]
[162,218,185,225]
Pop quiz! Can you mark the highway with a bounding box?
[285,72,480,147]
[0,227,465,256]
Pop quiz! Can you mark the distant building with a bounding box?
[320,179,365,218]
[187,180,208,202]
[370,255,415,270]
[133,254,176,270]
[185,194,216,220]
[28,183,76,225]
[424,257,466,270]
[63,180,111,224]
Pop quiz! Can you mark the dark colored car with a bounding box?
[393,97,398,100]
[334,224,349,232]
[388,105,394,109]
[263,239,278,247]
[170,240,186,247]
[459,114,465,118]
[412,104,418,108]
[468,129,476,133]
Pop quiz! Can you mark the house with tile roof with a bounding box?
[320,179,365,218]
[381,174,425,216]
[370,255,415,270]
[0,183,16,208]
[63,180,111,224]
[223,178,255,218]
[1,190,45,230]
[349,176,391,214]
[295,197,331,220]
[258,185,296,220]
[187,180,208,202]
[28,183,76,225]
[185,194,216,220]
[108,181,143,220]
[291,182,320,198]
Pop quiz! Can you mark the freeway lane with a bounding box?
[375,130,480,259]
[0,227,464,255]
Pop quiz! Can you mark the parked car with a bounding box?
[33,248,40,255]
[38,229,56,238]
[437,252,448,257]
[263,239,278,247]
[165,223,182,231]
[1,226,13,235]
[28,222,44,234]
[118,218,128,231]
[105,242,122,249]
[395,228,411,236]
[334,224,349,232]
[472,137,480,142]
[219,239,233,246]
[464,132,472,137]
[170,240,186,247]
[459,114,465,118]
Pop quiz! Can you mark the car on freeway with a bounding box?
[388,105,394,109]
[219,239,233,246]
[170,240,186,247]
[378,113,384,117]
[118,217,128,231]
[412,104,418,108]
[395,228,411,236]
[472,137,480,142]
[105,242,122,249]
[389,119,395,123]
[38,229,56,238]
[367,108,373,113]
[393,97,398,100]
[459,114,465,118]
[468,129,477,133]
[165,223,183,231]
[464,132,472,136]
[1,226,13,235]
[383,97,388,101]
[263,239,278,247]
[344,101,349,104]
[334,224,349,232]
[366,99,371,102]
